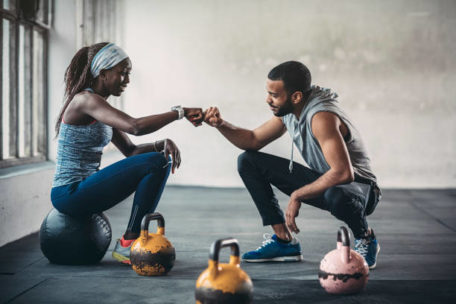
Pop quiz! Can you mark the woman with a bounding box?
[51,42,203,264]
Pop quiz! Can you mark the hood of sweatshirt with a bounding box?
[287,85,339,173]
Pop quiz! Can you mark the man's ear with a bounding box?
[291,91,303,104]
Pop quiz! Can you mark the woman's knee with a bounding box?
[142,152,168,170]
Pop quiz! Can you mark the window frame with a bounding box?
[0,0,52,169]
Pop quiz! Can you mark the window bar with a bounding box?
[95,0,103,43]
[84,0,95,45]
[32,29,39,156]
[38,28,47,156]
[1,18,10,161]
[17,24,24,157]
[45,0,53,27]
[38,0,49,24]
[0,17,3,160]
[108,0,113,42]
[21,24,32,157]
[103,0,109,40]
[8,16,17,159]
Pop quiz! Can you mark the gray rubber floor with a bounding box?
[1,186,456,303]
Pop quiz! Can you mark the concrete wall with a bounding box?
[122,0,456,188]
[1,0,455,247]
[0,0,78,247]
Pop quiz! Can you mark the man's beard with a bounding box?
[273,95,294,117]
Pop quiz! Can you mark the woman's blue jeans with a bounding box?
[51,152,171,234]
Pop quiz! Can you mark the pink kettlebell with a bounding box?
[319,226,369,294]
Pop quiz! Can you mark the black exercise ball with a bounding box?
[39,209,112,265]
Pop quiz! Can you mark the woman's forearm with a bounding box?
[130,140,165,156]
[132,112,178,136]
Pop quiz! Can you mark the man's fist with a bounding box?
[204,106,223,128]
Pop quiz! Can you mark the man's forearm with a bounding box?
[216,120,259,150]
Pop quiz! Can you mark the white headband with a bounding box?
[90,43,129,78]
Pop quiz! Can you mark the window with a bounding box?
[1,0,52,168]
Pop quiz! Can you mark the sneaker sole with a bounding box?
[112,252,131,265]
[242,254,303,263]
[368,244,380,270]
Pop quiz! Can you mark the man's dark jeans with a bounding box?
[237,151,380,239]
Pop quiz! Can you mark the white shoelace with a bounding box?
[255,233,274,250]
[355,239,369,257]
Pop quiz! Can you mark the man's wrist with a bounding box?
[215,119,225,129]
[291,191,301,202]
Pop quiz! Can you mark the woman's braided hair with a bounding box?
[55,42,109,136]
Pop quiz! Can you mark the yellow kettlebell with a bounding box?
[130,212,175,276]
[195,238,253,304]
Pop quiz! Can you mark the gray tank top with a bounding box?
[52,92,113,188]
[281,86,377,182]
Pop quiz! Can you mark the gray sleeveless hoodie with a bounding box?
[281,85,376,182]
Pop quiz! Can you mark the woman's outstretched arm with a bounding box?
[74,92,203,135]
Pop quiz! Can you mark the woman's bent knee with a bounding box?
[141,152,168,170]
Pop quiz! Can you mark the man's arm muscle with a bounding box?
[292,111,354,200]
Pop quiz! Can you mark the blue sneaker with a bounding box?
[242,233,303,262]
[355,231,380,269]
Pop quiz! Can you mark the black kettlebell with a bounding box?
[195,238,253,304]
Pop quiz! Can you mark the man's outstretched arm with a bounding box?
[204,106,286,150]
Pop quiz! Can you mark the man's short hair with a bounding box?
[268,61,311,95]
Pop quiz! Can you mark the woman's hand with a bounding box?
[204,107,223,128]
[162,139,181,174]
[184,107,204,126]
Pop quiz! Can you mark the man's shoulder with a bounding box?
[311,111,339,124]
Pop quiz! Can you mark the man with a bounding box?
[204,61,381,269]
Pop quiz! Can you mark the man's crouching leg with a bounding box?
[237,151,303,262]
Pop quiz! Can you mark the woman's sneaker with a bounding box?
[242,233,303,262]
[355,230,380,269]
[112,236,135,265]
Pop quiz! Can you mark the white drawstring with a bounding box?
[289,141,294,173]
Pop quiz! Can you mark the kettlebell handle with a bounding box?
[337,226,351,264]
[140,212,165,239]
[209,238,240,266]
[337,226,350,247]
